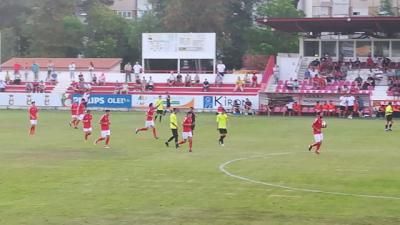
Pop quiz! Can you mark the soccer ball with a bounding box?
[322,121,327,128]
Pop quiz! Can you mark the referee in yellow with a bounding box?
[217,109,228,146]
[155,95,164,123]
[385,102,394,131]
[165,108,179,148]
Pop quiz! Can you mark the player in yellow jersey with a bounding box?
[385,102,394,131]
[216,109,228,146]
[154,95,164,123]
[165,108,179,148]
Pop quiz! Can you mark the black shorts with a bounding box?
[386,115,393,122]
[171,129,178,137]
[287,108,293,112]
[219,129,228,134]
[340,106,346,111]
[348,106,354,112]
[157,110,163,115]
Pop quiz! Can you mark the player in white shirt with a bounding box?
[346,95,355,119]
[339,95,347,118]
[133,62,142,82]
[216,61,226,76]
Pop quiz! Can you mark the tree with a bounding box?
[84,5,131,58]
[246,0,304,56]
[379,0,395,16]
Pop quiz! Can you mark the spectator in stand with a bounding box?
[314,101,323,115]
[114,81,123,94]
[244,98,253,115]
[32,80,39,93]
[91,74,97,85]
[311,58,320,67]
[234,76,244,92]
[89,61,95,78]
[286,78,294,90]
[184,74,192,87]
[176,73,183,85]
[366,55,374,69]
[202,79,210,92]
[84,82,92,92]
[328,100,336,117]
[284,101,294,117]
[121,82,129,94]
[215,73,223,87]
[244,74,251,87]
[293,79,299,91]
[318,76,327,89]
[233,100,241,114]
[124,62,132,83]
[14,73,22,85]
[133,62,142,83]
[5,71,11,84]
[31,62,40,81]
[47,60,54,81]
[68,62,76,81]
[78,73,84,82]
[312,74,320,89]
[251,72,258,87]
[382,57,391,71]
[99,73,106,86]
[38,81,46,93]
[194,74,200,85]
[353,57,361,69]
[24,63,29,81]
[354,75,363,87]
[13,62,21,76]
[293,101,301,116]
[304,69,311,80]
[168,71,176,87]
[217,60,226,77]
[0,80,6,92]
[350,83,359,94]
[25,82,33,93]
[273,65,280,84]
[141,76,147,92]
[50,71,58,85]
[147,76,154,91]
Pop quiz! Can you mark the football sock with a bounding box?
[167,136,174,143]
[105,137,110,145]
[385,125,388,129]
[389,124,392,129]
[85,133,89,140]
[220,135,226,144]
[152,128,157,138]
[316,143,321,150]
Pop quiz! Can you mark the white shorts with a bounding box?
[83,128,92,133]
[314,133,324,143]
[182,131,193,139]
[30,120,37,125]
[71,115,78,119]
[101,130,111,138]
[145,120,155,128]
[78,114,84,121]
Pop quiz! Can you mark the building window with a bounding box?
[374,41,390,57]
[392,41,400,57]
[356,41,371,57]
[321,41,337,58]
[339,41,354,57]
[304,41,319,57]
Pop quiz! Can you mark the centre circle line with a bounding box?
[219,152,400,200]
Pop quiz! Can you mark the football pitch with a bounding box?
[0,110,399,225]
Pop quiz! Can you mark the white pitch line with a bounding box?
[219,152,400,201]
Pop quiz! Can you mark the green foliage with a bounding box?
[379,0,395,16]
[247,0,303,56]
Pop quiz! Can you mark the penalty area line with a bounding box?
[219,152,400,201]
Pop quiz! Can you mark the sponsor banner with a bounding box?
[132,95,195,108]
[200,96,259,110]
[0,93,63,107]
[73,94,132,108]
[372,100,400,107]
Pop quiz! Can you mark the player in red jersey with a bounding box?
[178,112,193,152]
[82,110,93,141]
[69,100,79,128]
[29,101,39,135]
[135,103,158,139]
[94,110,111,148]
[74,99,86,128]
[308,112,326,154]
[314,101,323,115]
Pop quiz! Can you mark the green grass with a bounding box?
[0,110,400,225]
